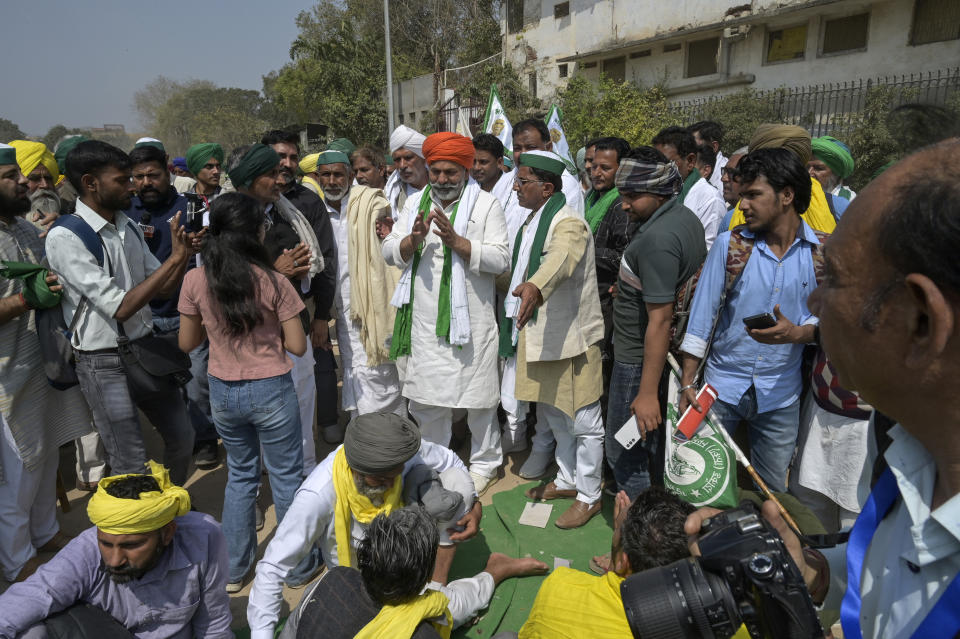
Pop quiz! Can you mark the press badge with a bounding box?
[139,223,155,238]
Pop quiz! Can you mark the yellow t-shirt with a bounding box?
[519,568,632,639]
[728,176,836,233]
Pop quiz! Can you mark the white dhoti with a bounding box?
[0,415,59,581]
[335,306,403,419]
[288,349,317,474]
[409,400,501,478]
[500,355,554,453]
[538,401,603,503]
[432,571,495,628]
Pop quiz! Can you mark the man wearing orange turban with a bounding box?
[382,131,511,498]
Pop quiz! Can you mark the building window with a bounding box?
[558,63,568,78]
[686,36,720,77]
[663,42,681,53]
[602,56,626,83]
[507,0,523,33]
[398,114,405,124]
[821,13,869,55]
[910,0,960,45]
[766,24,808,63]
[528,72,538,99]
[630,49,651,58]
[554,2,569,19]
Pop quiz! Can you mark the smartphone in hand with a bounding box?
[742,312,777,330]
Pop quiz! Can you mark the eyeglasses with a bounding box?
[513,177,545,186]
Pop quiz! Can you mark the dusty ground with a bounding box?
[1,343,542,631]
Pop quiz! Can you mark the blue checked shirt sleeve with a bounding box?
[679,231,730,359]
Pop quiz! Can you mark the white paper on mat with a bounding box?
[553,557,571,569]
[518,502,553,528]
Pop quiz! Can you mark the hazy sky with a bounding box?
[0,0,312,136]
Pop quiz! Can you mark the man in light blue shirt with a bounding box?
[678,148,821,492]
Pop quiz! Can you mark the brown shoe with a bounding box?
[525,481,577,501]
[555,499,601,529]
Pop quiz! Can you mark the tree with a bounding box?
[559,76,681,148]
[0,118,26,142]
[134,77,269,155]
[42,124,91,150]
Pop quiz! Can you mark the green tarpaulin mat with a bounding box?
[452,482,614,638]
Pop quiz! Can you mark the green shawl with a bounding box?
[584,187,620,235]
[389,187,460,359]
[679,167,701,203]
[498,192,567,358]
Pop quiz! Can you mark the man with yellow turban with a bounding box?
[0,461,232,638]
[9,140,62,233]
[809,135,857,202]
[298,152,324,197]
[727,124,838,233]
[382,132,510,496]
[247,412,484,639]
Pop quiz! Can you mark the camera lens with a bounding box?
[621,558,741,639]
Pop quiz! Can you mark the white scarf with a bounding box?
[274,195,324,277]
[389,178,480,346]
[503,204,543,347]
[384,171,403,220]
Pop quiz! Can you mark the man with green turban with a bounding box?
[184,143,225,204]
[0,143,92,583]
[53,135,87,216]
[809,135,856,201]
[327,137,356,156]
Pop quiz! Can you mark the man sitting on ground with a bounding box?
[0,462,232,638]
[517,487,694,638]
[291,507,547,638]
[247,412,484,639]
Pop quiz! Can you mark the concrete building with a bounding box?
[392,73,454,130]
[503,0,960,101]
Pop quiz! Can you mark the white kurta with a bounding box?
[382,187,510,409]
[325,193,402,414]
[684,177,726,250]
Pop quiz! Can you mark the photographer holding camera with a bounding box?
[680,140,960,639]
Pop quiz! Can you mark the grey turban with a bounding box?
[615,158,681,196]
[344,412,422,474]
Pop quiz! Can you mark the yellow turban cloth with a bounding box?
[355,590,453,639]
[727,176,836,233]
[9,140,60,183]
[332,447,403,567]
[87,460,191,534]
[299,153,321,175]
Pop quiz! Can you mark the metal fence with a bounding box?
[671,68,960,139]
[437,95,487,134]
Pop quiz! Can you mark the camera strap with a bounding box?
[840,468,960,638]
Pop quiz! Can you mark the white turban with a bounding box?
[389,125,425,158]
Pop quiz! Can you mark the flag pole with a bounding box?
[384,0,395,135]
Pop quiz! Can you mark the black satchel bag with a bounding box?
[35,298,87,390]
[116,323,192,400]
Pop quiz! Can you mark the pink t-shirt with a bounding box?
[179,266,305,381]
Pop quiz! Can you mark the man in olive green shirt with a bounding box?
[607,146,706,499]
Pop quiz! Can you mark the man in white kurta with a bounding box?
[382,133,510,494]
[384,125,429,220]
[312,151,404,418]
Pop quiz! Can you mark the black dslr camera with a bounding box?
[620,501,823,639]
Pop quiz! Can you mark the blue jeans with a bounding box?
[153,315,217,442]
[209,373,304,582]
[709,386,800,493]
[75,351,194,485]
[605,360,661,500]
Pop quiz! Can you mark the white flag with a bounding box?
[455,107,472,137]
[545,104,576,173]
[483,84,513,154]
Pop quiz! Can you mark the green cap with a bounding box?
[518,150,565,176]
[316,150,350,166]
[133,137,165,152]
[327,138,356,156]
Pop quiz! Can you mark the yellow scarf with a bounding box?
[727,176,836,233]
[332,447,404,567]
[87,460,191,534]
[355,590,452,639]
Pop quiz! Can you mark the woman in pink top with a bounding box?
[179,192,307,591]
